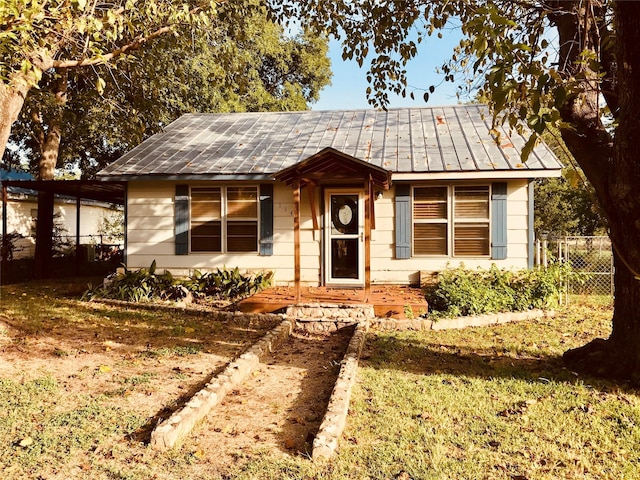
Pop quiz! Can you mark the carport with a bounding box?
[1,179,126,277]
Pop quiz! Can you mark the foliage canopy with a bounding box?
[2,1,330,177]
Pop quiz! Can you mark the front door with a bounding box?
[325,190,364,285]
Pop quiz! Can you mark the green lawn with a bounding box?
[1,282,638,479]
[230,296,640,480]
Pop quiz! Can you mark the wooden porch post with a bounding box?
[75,195,81,274]
[364,178,372,302]
[293,180,301,303]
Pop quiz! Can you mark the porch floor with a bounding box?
[238,285,428,319]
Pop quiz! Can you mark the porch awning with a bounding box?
[273,147,391,189]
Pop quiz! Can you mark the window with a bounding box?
[453,186,490,256]
[413,187,448,255]
[190,186,258,253]
[413,185,490,256]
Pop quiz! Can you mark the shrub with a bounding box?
[424,263,577,318]
[84,261,273,303]
[184,267,274,299]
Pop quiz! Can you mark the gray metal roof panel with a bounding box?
[98,105,563,178]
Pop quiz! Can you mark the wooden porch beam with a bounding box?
[364,179,372,302]
[369,175,376,230]
[293,180,301,303]
[307,182,319,232]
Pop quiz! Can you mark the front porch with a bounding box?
[238,284,428,319]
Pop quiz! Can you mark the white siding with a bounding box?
[125,178,532,285]
[368,179,531,284]
[126,181,319,284]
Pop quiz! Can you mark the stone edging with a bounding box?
[312,322,367,461]
[150,319,294,450]
[369,309,555,331]
[87,298,284,325]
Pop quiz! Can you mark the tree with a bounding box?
[0,0,217,274]
[534,131,605,238]
[279,0,640,381]
[0,0,220,174]
[4,7,330,178]
[534,175,605,238]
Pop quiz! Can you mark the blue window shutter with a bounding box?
[175,185,189,255]
[395,184,411,259]
[491,182,508,259]
[259,184,274,256]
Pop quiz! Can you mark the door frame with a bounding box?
[324,188,365,286]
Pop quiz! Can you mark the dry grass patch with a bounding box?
[0,279,281,479]
[0,279,355,479]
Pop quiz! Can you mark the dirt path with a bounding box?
[183,327,353,472]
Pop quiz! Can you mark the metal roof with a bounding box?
[0,179,126,205]
[97,105,563,180]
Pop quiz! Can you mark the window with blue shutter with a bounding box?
[175,184,269,255]
[395,184,411,259]
[491,182,508,260]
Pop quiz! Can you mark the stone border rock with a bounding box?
[312,322,367,461]
[87,298,284,326]
[150,319,294,450]
[369,309,555,331]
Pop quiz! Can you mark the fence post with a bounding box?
[563,237,569,305]
[611,252,615,297]
[542,239,548,268]
[535,239,541,269]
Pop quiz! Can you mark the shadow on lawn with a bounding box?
[362,335,634,391]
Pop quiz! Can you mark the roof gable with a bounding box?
[274,147,391,189]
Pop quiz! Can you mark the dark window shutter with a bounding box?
[491,182,508,259]
[395,184,411,259]
[175,185,189,255]
[259,183,274,256]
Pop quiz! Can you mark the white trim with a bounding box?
[324,189,365,286]
[392,170,561,181]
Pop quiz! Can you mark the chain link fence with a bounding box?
[536,236,614,298]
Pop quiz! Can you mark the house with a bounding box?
[97,105,562,297]
[0,169,123,260]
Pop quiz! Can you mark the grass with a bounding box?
[0,279,280,479]
[228,295,640,480]
[1,281,638,479]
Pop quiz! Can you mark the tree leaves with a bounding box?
[276,0,611,162]
[7,3,331,176]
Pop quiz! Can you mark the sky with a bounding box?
[312,29,470,111]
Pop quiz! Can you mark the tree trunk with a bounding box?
[562,2,640,383]
[564,252,640,382]
[32,69,68,276]
[0,80,30,161]
[38,124,62,180]
[34,191,54,279]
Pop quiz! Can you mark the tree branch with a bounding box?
[50,25,174,69]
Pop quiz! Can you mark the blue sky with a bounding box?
[312,29,470,111]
